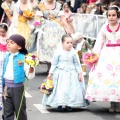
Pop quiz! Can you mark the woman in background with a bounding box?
[1,0,15,26]
[8,0,37,45]
[59,2,75,35]
[28,0,65,72]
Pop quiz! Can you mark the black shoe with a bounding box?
[2,115,4,120]
[65,106,72,112]
[57,106,63,111]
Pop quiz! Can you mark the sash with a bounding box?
[1,2,12,21]
[38,3,63,26]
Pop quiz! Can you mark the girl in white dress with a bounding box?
[85,6,120,113]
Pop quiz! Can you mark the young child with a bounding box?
[85,6,120,112]
[42,35,89,111]
[2,34,35,120]
[71,32,91,75]
[0,23,8,110]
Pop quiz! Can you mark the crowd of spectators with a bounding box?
[0,0,120,22]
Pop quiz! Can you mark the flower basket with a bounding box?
[40,89,51,95]
[23,10,35,19]
[40,79,54,95]
[82,52,98,69]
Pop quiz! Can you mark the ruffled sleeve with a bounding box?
[1,1,13,21]
[93,24,107,56]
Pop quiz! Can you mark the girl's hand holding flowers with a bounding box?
[40,78,54,95]
[24,53,39,73]
[47,73,52,80]
[82,52,98,69]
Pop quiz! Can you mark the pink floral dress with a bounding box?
[85,23,120,102]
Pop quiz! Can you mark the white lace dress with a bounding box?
[85,23,120,102]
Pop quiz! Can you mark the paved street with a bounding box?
[1,65,120,120]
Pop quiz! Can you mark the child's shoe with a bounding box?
[65,106,72,112]
[109,102,116,112]
[57,106,63,111]
[2,115,4,120]
[115,102,120,113]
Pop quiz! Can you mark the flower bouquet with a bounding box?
[24,53,39,67]
[33,21,42,28]
[40,79,54,95]
[34,21,41,27]
[33,19,45,28]
[23,10,35,19]
[82,52,98,69]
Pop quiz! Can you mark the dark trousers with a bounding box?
[3,86,27,120]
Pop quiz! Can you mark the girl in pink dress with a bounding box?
[0,23,8,110]
[59,3,75,35]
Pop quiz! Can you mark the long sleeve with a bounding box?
[49,51,59,73]
[93,24,106,55]
[24,63,35,79]
[73,54,82,73]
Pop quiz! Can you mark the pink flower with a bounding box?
[32,55,36,60]
[108,40,111,44]
[112,73,116,77]
[82,52,98,70]
[34,21,41,27]
[117,98,120,102]
[117,39,120,44]
[115,65,120,70]
[107,64,113,70]
[103,98,109,101]
[111,89,116,95]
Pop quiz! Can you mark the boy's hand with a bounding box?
[79,72,83,82]
[29,67,34,73]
